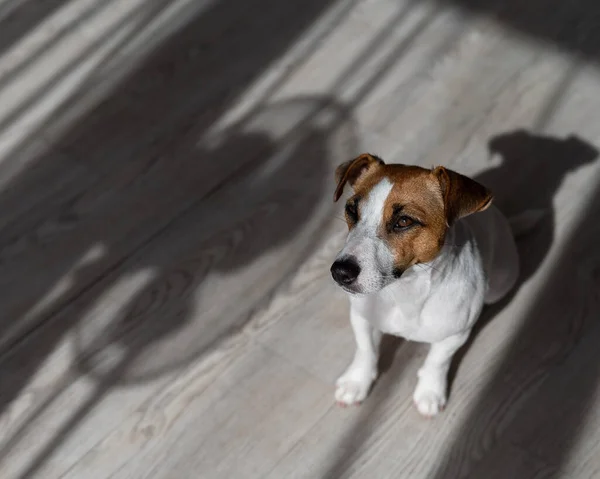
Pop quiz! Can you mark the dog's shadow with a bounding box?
[446,130,599,390]
[376,130,598,390]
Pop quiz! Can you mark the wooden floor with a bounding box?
[2,0,600,477]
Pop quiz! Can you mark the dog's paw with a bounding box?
[413,380,447,417]
[335,374,373,407]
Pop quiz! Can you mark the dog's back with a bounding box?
[462,204,519,304]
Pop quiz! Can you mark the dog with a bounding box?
[330,153,521,417]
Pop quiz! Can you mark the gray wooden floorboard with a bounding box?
[2,0,600,478]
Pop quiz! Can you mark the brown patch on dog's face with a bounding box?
[332,154,492,293]
[377,165,447,275]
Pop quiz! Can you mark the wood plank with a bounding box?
[3,0,600,477]
[466,443,558,479]
[0,97,352,478]
[107,344,332,479]
[0,0,349,354]
[503,305,600,478]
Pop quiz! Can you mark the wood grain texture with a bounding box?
[2,0,600,478]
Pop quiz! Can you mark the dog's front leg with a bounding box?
[335,309,381,406]
[413,331,470,417]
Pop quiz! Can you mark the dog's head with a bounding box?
[330,154,492,295]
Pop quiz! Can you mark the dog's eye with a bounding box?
[393,216,414,231]
[345,201,359,221]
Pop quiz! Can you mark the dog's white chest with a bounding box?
[352,273,440,341]
[375,303,426,340]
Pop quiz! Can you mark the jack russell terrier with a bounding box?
[331,153,520,417]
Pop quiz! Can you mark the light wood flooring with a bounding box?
[2,0,600,477]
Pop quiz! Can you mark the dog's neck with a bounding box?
[402,221,467,280]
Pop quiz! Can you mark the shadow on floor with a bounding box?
[436,0,600,63]
[2,0,600,476]
[0,0,71,59]
[424,0,600,472]
[431,131,600,478]
[0,0,354,476]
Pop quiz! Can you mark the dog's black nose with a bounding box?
[331,257,361,286]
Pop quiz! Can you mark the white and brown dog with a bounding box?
[331,153,520,417]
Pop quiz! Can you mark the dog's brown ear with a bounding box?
[334,154,384,202]
[432,166,492,224]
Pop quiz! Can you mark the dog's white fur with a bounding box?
[334,177,519,416]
